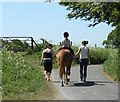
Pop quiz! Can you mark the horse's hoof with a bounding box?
[67,79,70,82]
[65,82,68,85]
[61,84,64,87]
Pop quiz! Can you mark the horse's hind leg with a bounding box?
[65,71,68,85]
[59,66,64,87]
[67,66,71,82]
[63,67,67,84]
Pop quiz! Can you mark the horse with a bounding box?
[56,49,73,86]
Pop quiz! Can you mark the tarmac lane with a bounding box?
[51,65,118,100]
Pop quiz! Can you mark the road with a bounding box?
[51,65,118,100]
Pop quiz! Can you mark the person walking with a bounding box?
[75,41,90,82]
[41,44,54,81]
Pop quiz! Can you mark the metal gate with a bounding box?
[0,37,40,51]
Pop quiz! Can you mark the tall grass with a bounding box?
[103,49,119,81]
[0,51,2,101]
[89,47,109,64]
[2,49,54,100]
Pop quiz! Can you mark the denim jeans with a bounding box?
[79,59,88,81]
[58,47,75,56]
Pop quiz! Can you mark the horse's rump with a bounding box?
[57,49,73,66]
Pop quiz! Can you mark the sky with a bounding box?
[1,1,115,47]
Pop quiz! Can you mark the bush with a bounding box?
[89,47,109,64]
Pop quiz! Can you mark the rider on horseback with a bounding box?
[58,32,75,57]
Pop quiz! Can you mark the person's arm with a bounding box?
[69,40,71,47]
[51,50,54,64]
[75,46,81,56]
[61,40,63,47]
[87,48,91,65]
[40,51,44,65]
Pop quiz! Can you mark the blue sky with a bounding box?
[2,2,115,47]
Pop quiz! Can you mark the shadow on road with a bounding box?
[66,80,114,87]
[73,81,96,87]
[52,80,114,87]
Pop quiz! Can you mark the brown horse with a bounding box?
[57,49,73,86]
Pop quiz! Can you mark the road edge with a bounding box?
[101,70,120,84]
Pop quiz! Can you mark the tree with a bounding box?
[102,27,120,48]
[59,2,120,27]
[10,39,24,51]
[40,38,48,44]
[102,40,110,48]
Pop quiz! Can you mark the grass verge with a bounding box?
[2,50,57,100]
[103,49,119,82]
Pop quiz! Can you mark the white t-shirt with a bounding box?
[80,46,88,59]
[62,38,70,48]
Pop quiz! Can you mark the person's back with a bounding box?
[80,46,88,59]
[41,44,54,81]
[75,40,90,82]
[62,38,70,48]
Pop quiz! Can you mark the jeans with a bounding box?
[58,47,75,56]
[79,59,88,81]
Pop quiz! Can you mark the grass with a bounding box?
[0,51,2,101]
[2,49,56,100]
[103,49,119,81]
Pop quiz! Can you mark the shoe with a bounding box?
[83,80,86,82]
[83,78,86,82]
[45,75,47,80]
[47,78,50,81]
[80,76,83,81]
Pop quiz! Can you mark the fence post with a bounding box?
[95,44,97,47]
[71,41,72,46]
[60,42,61,45]
[33,40,40,51]
[31,37,33,50]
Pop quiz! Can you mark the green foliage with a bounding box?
[102,27,120,48]
[1,39,30,51]
[40,38,49,44]
[103,49,119,81]
[2,49,48,99]
[0,51,2,97]
[59,2,120,27]
[89,47,109,64]
[119,48,120,81]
